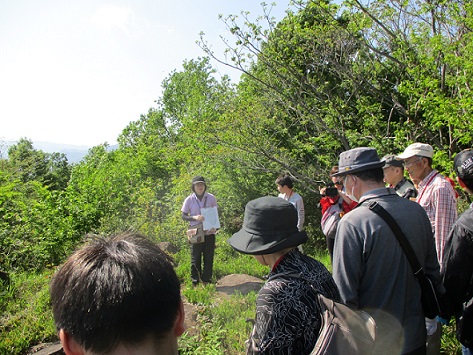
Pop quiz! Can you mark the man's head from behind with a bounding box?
[454,148,473,194]
[50,232,184,355]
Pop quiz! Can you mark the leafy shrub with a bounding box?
[0,271,57,354]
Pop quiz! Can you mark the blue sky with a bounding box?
[1,1,292,147]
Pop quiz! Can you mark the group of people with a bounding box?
[47,143,473,355]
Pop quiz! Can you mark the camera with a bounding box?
[324,182,339,197]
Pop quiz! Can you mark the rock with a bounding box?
[27,342,64,354]
[183,300,201,336]
[216,274,264,297]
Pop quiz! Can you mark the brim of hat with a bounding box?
[331,161,385,177]
[227,229,308,255]
[382,162,403,169]
[395,152,416,160]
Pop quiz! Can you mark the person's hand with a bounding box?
[194,215,205,222]
[209,227,216,234]
[320,187,327,195]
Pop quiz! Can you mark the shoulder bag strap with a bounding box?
[364,200,425,279]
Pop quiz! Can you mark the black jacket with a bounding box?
[442,207,473,347]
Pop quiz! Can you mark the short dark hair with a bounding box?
[50,232,181,354]
[275,175,294,189]
[353,167,384,183]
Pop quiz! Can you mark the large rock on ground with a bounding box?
[216,274,264,297]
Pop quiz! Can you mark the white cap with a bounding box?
[396,143,434,159]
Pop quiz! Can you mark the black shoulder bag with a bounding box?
[365,200,441,319]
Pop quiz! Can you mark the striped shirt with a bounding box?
[416,169,457,265]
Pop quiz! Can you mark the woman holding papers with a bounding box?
[181,176,219,286]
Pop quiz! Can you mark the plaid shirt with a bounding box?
[417,170,457,265]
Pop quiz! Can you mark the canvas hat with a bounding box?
[227,196,307,255]
[454,149,473,179]
[381,154,404,169]
[396,143,433,160]
[331,147,385,177]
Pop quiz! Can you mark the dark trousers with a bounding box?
[403,345,426,355]
[326,236,335,262]
[190,234,215,284]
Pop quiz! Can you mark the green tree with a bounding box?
[6,138,71,190]
[0,170,74,271]
[7,138,48,184]
[200,0,473,178]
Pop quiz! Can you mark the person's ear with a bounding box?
[173,300,186,337]
[59,329,85,355]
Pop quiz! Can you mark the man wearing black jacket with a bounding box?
[442,148,473,354]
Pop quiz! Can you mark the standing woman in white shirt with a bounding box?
[276,174,305,232]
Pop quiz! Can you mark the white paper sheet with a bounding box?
[201,207,220,230]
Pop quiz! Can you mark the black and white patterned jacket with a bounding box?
[247,249,340,354]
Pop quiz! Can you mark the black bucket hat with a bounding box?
[227,196,307,255]
[332,147,385,177]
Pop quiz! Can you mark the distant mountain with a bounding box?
[3,141,118,164]
[33,141,92,163]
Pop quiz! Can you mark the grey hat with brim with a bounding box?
[227,196,307,255]
[382,154,404,169]
[332,147,385,177]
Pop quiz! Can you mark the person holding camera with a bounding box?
[319,165,357,261]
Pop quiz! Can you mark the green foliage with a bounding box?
[0,271,56,354]
[0,176,76,271]
[216,241,264,274]
[1,0,473,352]
[179,323,228,354]
[441,323,462,355]
[6,138,71,190]
[179,292,258,355]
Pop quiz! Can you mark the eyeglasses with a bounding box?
[403,157,423,168]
